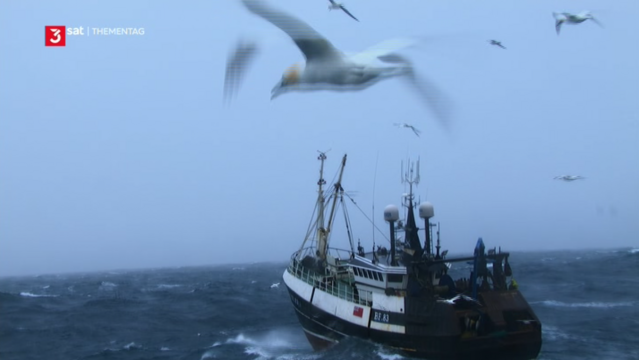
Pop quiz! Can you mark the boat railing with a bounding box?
[288,249,373,307]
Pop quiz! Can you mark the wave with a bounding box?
[98,281,118,291]
[206,332,318,360]
[534,300,634,308]
[156,284,181,289]
[19,292,58,298]
[542,325,579,341]
[375,347,406,360]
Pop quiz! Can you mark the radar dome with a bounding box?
[384,205,399,222]
[419,202,434,219]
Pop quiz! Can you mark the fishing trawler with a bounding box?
[282,152,542,360]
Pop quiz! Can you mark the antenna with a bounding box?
[372,151,379,247]
[401,157,420,209]
[416,156,420,184]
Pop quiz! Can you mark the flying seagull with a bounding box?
[328,0,359,22]
[437,294,482,306]
[488,40,506,49]
[553,11,603,35]
[228,0,453,129]
[394,122,421,137]
[554,175,585,182]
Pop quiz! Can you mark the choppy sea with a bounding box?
[1,248,638,360]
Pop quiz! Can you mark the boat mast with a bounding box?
[318,154,347,261]
[315,152,328,259]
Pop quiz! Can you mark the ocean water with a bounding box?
[1,248,638,360]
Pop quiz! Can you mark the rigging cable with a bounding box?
[344,193,391,244]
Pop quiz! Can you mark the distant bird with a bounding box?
[270,282,280,288]
[224,38,260,103]
[438,294,481,306]
[553,11,603,35]
[394,122,421,137]
[228,0,453,129]
[328,0,359,22]
[554,175,585,182]
[488,40,506,49]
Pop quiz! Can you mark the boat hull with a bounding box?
[284,270,541,360]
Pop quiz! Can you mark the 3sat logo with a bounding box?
[45,26,66,46]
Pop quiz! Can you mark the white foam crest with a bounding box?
[376,351,405,360]
[536,300,634,308]
[20,292,58,298]
[211,331,304,360]
[123,342,141,350]
[200,349,217,359]
[283,352,323,360]
[99,281,118,290]
[160,347,170,351]
[629,248,639,254]
[244,346,272,359]
[374,344,405,360]
[542,325,575,341]
[157,284,181,289]
[225,333,259,346]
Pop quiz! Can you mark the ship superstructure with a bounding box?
[282,152,542,360]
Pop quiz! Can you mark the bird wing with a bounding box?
[241,0,344,63]
[555,20,563,35]
[339,5,359,21]
[224,38,260,103]
[410,126,421,137]
[589,16,604,28]
[348,38,417,65]
[553,12,568,21]
[378,54,453,131]
[328,0,336,5]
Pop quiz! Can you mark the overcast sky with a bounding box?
[1,0,637,277]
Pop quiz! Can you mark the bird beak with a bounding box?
[271,82,281,100]
[271,82,287,100]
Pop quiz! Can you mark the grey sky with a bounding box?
[1,0,637,277]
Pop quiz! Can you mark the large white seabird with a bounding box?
[553,11,603,35]
[225,0,453,129]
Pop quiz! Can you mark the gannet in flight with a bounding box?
[553,11,603,35]
[554,175,585,181]
[488,40,506,49]
[328,0,359,22]
[437,294,482,306]
[393,122,421,137]
[227,0,453,129]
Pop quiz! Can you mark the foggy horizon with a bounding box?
[1,0,638,278]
